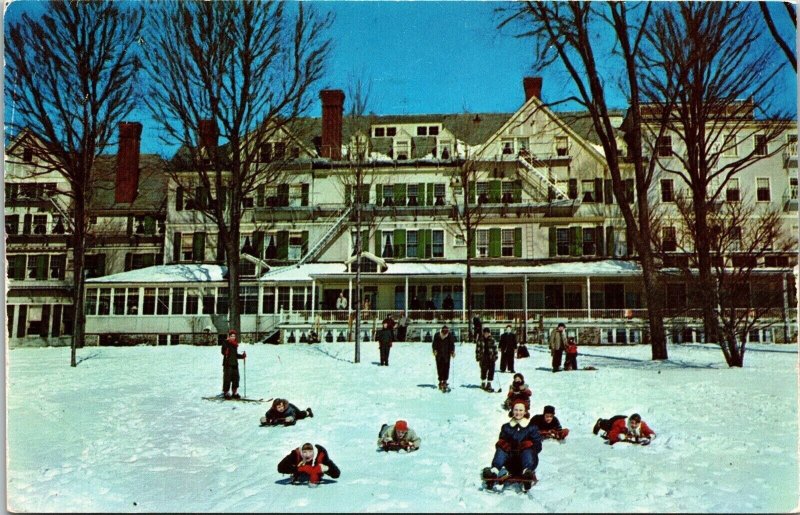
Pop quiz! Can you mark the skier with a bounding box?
[499,324,517,373]
[221,329,246,399]
[261,398,314,426]
[432,325,455,392]
[377,420,421,452]
[278,442,341,486]
[476,327,498,391]
[548,322,568,372]
[531,405,569,440]
[482,401,543,491]
[376,319,394,366]
[593,413,656,445]
[564,337,578,371]
[502,373,532,410]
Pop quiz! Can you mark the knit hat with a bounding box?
[543,405,555,415]
[301,442,314,451]
[513,373,525,383]
[395,420,408,432]
[483,327,491,334]
[228,329,237,335]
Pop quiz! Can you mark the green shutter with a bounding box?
[489,180,502,203]
[426,183,434,206]
[277,231,289,260]
[144,215,156,234]
[596,226,605,256]
[469,229,476,258]
[127,216,134,236]
[394,229,406,258]
[604,179,613,205]
[469,181,476,204]
[40,305,50,337]
[568,179,578,200]
[361,230,369,254]
[489,228,501,258]
[375,184,383,204]
[549,227,557,257]
[196,187,208,209]
[570,227,582,256]
[301,231,309,255]
[512,180,522,203]
[345,185,352,206]
[173,232,182,262]
[361,185,371,204]
[278,184,289,206]
[395,183,406,205]
[301,184,309,206]
[375,230,382,255]
[257,184,265,207]
[36,254,48,280]
[17,305,27,338]
[193,232,206,261]
[254,231,265,257]
[423,229,433,258]
[594,178,603,203]
[606,226,615,256]
[176,186,184,211]
[514,227,522,257]
[16,255,26,279]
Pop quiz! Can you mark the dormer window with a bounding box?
[395,140,409,160]
[417,126,428,136]
[374,127,385,137]
[386,127,397,137]
[22,147,33,162]
[555,136,569,156]
[428,126,439,136]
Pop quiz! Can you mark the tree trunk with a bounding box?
[639,251,667,359]
[226,240,241,334]
[693,198,719,344]
[70,197,87,366]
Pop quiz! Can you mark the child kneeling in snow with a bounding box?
[502,373,532,410]
[261,398,313,426]
[377,420,421,452]
[482,402,543,491]
[593,413,656,444]
[278,442,340,486]
[530,405,569,440]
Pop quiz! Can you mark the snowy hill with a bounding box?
[6,342,798,512]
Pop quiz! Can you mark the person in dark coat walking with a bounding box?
[397,313,409,342]
[261,398,314,426]
[432,325,456,391]
[482,401,543,491]
[376,320,394,366]
[476,327,498,391]
[499,324,517,373]
[472,316,483,342]
[531,405,569,440]
[278,442,341,486]
[548,322,568,372]
[221,329,246,399]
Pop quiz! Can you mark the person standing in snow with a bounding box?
[221,329,246,399]
[549,322,568,372]
[503,373,532,410]
[593,413,656,445]
[432,325,456,391]
[376,319,394,366]
[531,405,569,440]
[278,442,340,486]
[397,312,409,342]
[377,420,421,452]
[564,337,578,371]
[482,401,543,490]
[261,398,314,426]
[476,327,498,391]
[472,315,483,343]
[499,324,517,373]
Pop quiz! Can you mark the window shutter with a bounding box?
[216,235,225,262]
[469,229,476,258]
[394,229,406,258]
[143,254,155,267]
[606,226,615,256]
[196,187,207,209]
[51,305,62,337]
[36,254,49,280]
[489,228,501,258]
[418,183,426,205]
[144,216,155,234]
[14,255,26,279]
[23,214,32,235]
[604,179,613,205]
[426,183,434,206]
[277,184,289,206]
[512,180,522,203]
[395,183,406,205]
[254,231,265,258]
[361,230,369,254]
[301,184,309,206]
[423,229,433,258]
[97,254,106,276]
[594,178,603,203]
[40,305,50,337]
[276,231,289,260]
[193,233,206,262]
[256,184,265,207]
[570,227,582,256]
[469,181,476,204]
[301,231,309,255]
[345,185,352,206]
[126,216,134,236]
[176,186,184,211]
[549,227,557,257]
[489,180,502,203]
[375,230,382,255]
[361,185,370,205]
[568,179,578,200]
[375,184,383,203]
[514,227,522,257]
[219,187,228,210]
[17,305,27,338]
[125,253,133,271]
[595,226,605,256]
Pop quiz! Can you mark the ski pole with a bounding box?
[243,350,247,398]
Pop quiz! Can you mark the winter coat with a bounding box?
[264,403,302,425]
[607,418,655,444]
[378,425,421,450]
[476,335,498,363]
[506,383,532,408]
[376,327,394,346]
[495,417,543,454]
[336,296,348,310]
[221,337,244,367]
[566,343,578,355]
[499,332,517,353]
[530,414,562,432]
[432,331,455,356]
[277,444,341,479]
[549,329,568,352]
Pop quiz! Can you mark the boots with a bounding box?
[306,407,314,418]
[232,389,241,400]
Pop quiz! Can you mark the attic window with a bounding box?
[429,126,439,136]
[395,140,409,160]
[374,127,385,137]
[386,127,397,137]
[417,126,428,136]
[556,136,569,156]
[22,147,33,162]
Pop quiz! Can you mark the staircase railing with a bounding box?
[297,205,353,265]
[518,155,568,200]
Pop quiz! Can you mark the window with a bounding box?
[791,177,798,200]
[434,184,445,205]
[437,140,452,159]
[407,231,418,258]
[127,289,139,314]
[429,126,439,136]
[383,185,394,206]
[454,234,466,247]
[666,283,687,308]
[143,288,156,315]
[27,255,48,280]
[555,136,569,156]
[202,289,215,315]
[432,230,444,258]
[240,286,258,314]
[662,226,677,252]
[22,146,33,161]
[407,184,418,206]
[386,127,396,137]
[5,183,19,199]
[6,215,19,235]
[381,231,394,258]
[502,182,514,203]
[756,178,770,201]
[8,255,25,280]
[52,216,65,234]
[730,227,742,252]
[661,179,674,202]
[656,136,672,157]
[754,134,767,156]
[726,179,740,202]
[85,289,98,315]
[277,287,290,311]
[556,228,569,256]
[292,288,305,311]
[477,229,489,257]
[501,139,514,155]
[723,134,738,157]
[395,140,409,160]
[788,134,798,156]
[417,126,428,136]
[98,288,111,316]
[134,215,156,235]
[516,137,529,154]
[288,185,303,207]
[33,215,47,235]
[583,228,596,256]
[274,142,286,160]
[217,287,229,315]
[581,180,595,202]
[477,182,489,204]
[288,233,303,261]
[374,127,385,137]
[171,288,185,315]
[501,229,515,257]
[49,255,66,279]
[262,288,275,314]
[113,289,126,315]
[186,290,199,314]
[157,289,169,315]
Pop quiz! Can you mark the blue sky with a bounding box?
[5,1,797,156]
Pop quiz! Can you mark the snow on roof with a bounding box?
[87,264,228,284]
[259,263,348,282]
[474,260,641,277]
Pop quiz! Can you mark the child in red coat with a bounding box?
[595,413,656,445]
[502,373,532,410]
[564,337,578,371]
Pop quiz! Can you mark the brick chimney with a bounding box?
[320,89,345,160]
[115,122,143,203]
[199,119,219,149]
[523,77,543,101]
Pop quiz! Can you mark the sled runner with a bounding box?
[202,395,270,403]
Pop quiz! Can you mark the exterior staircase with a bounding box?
[518,155,569,200]
[297,205,352,265]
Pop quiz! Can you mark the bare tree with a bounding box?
[759,2,796,72]
[143,0,332,334]
[5,1,144,366]
[639,1,792,344]
[499,1,670,359]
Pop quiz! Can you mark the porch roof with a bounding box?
[86,264,228,284]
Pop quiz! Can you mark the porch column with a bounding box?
[311,279,316,317]
[348,277,353,319]
[782,272,790,342]
[461,276,467,322]
[404,276,409,314]
[523,275,528,344]
[289,286,293,313]
[257,285,263,315]
[586,276,592,321]
[273,285,278,314]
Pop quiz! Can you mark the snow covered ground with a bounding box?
[6,341,798,512]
